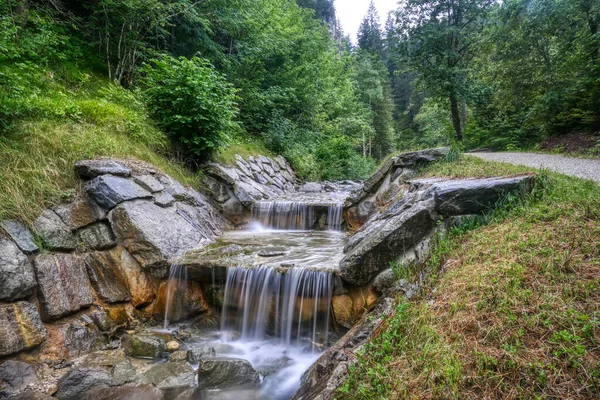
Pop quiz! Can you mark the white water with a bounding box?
[251,201,344,231]
[163,264,188,329]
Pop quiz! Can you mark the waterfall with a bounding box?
[221,266,334,351]
[163,264,188,329]
[251,201,343,231]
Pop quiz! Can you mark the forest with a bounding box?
[1,0,599,182]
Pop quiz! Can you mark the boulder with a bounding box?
[394,147,449,167]
[55,318,105,357]
[154,192,176,208]
[0,360,39,397]
[339,199,436,286]
[54,198,106,231]
[135,362,195,389]
[81,353,136,385]
[55,367,113,400]
[32,210,77,251]
[86,176,152,210]
[299,182,323,193]
[33,254,94,320]
[0,302,46,357]
[0,221,39,254]
[196,357,260,390]
[122,334,166,359]
[75,159,131,179]
[187,346,216,362]
[133,175,164,193]
[77,222,116,250]
[433,176,534,216]
[157,175,190,201]
[372,268,396,293]
[154,279,210,324]
[0,238,36,301]
[80,384,164,400]
[332,294,354,329]
[119,248,155,307]
[84,250,130,303]
[90,305,131,334]
[110,200,212,270]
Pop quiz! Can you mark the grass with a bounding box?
[213,137,274,166]
[337,155,600,399]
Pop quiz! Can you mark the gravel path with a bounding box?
[470,152,600,184]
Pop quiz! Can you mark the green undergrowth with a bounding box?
[338,156,600,399]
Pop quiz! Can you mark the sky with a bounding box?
[335,0,398,43]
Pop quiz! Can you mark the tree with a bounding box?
[396,0,495,142]
[358,1,383,57]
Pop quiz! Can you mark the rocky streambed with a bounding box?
[0,149,535,400]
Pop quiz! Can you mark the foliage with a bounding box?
[140,55,239,164]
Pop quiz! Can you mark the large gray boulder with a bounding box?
[196,357,260,390]
[75,159,131,179]
[110,200,214,270]
[80,384,165,400]
[0,360,39,397]
[135,362,195,389]
[84,251,131,303]
[0,220,39,254]
[56,367,113,400]
[0,238,36,301]
[77,222,116,250]
[33,210,77,251]
[33,254,94,320]
[0,302,47,357]
[86,176,152,210]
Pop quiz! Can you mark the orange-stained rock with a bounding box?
[120,247,156,307]
[154,279,210,324]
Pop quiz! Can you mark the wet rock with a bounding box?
[77,222,116,250]
[154,192,176,208]
[170,350,187,362]
[154,280,210,323]
[258,251,286,257]
[84,250,131,303]
[33,210,77,251]
[186,347,216,362]
[122,334,166,359]
[86,176,152,210]
[0,302,46,357]
[133,175,164,193]
[80,384,164,400]
[0,238,36,301]
[0,360,39,397]
[54,197,106,231]
[1,221,39,254]
[56,367,113,400]
[90,305,131,333]
[332,294,354,329]
[135,362,195,389]
[167,341,180,352]
[299,182,323,193]
[119,248,155,307]
[75,159,131,179]
[110,200,212,270]
[197,357,260,390]
[82,353,136,385]
[33,254,94,320]
[55,318,106,357]
[339,199,436,286]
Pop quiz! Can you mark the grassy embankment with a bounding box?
[338,156,600,399]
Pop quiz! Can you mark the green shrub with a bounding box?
[140,55,239,163]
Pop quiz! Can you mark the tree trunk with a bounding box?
[450,93,463,141]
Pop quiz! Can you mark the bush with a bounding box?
[140,55,239,162]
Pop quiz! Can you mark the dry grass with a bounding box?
[338,156,600,399]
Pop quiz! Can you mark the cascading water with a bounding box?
[163,264,188,329]
[251,201,343,231]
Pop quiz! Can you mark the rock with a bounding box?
[186,347,216,362]
[33,254,94,320]
[154,192,176,208]
[133,175,164,193]
[135,362,195,389]
[433,176,534,216]
[53,198,106,231]
[122,334,166,359]
[363,158,395,194]
[75,159,131,179]
[81,353,136,385]
[167,341,180,352]
[0,360,39,397]
[157,175,190,201]
[154,279,210,323]
[196,357,260,390]
[84,250,131,303]
[77,222,116,250]
[86,176,152,210]
[394,147,449,167]
[233,181,265,206]
[203,176,231,203]
[332,294,355,329]
[0,238,36,301]
[90,305,131,333]
[372,269,396,293]
[339,199,436,286]
[0,302,46,357]
[56,367,113,400]
[119,248,155,307]
[80,384,164,400]
[0,221,39,254]
[299,182,322,193]
[170,350,187,362]
[55,318,105,357]
[7,392,54,399]
[33,210,77,251]
[110,200,213,270]
[235,159,253,178]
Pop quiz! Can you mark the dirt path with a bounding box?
[469,152,600,184]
